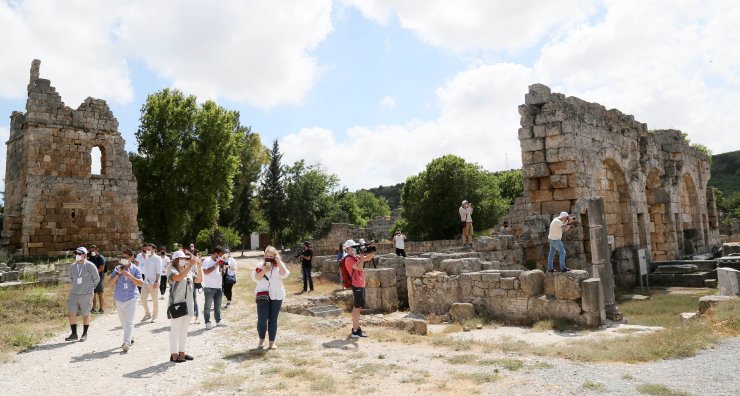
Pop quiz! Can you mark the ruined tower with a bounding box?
[2,60,141,256]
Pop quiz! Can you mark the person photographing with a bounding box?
[297,241,314,293]
[252,246,290,350]
[459,200,474,246]
[341,239,376,338]
[547,211,573,273]
[167,250,198,363]
[109,250,143,352]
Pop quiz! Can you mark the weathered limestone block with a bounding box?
[580,278,604,313]
[525,84,552,105]
[554,270,589,300]
[717,267,740,296]
[519,270,545,296]
[381,287,398,312]
[501,270,524,278]
[426,252,479,269]
[474,236,501,251]
[503,297,529,319]
[365,288,383,310]
[450,302,476,323]
[439,258,481,275]
[376,268,397,288]
[698,295,739,315]
[405,258,433,277]
[501,277,516,289]
[403,319,428,335]
[654,264,699,274]
[544,273,555,295]
[365,269,381,288]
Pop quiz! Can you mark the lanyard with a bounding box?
[76,263,84,278]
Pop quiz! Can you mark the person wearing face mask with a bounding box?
[201,246,226,330]
[167,250,198,363]
[88,245,107,314]
[139,243,163,323]
[65,247,100,342]
[221,248,237,308]
[252,246,290,349]
[159,250,171,298]
[109,250,143,352]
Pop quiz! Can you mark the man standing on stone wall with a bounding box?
[393,229,407,257]
[547,212,572,273]
[65,247,100,342]
[459,200,474,246]
[88,245,107,314]
[139,243,162,323]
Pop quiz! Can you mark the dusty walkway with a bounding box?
[1,253,738,395]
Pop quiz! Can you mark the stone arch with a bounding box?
[90,145,105,176]
[594,158,635,248]
[645,169,676,260]
[679,173,703,254]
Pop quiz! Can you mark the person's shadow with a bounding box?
[123,362,172,378]
[22,341,73,353]
[222,348,270,362]
[70,347,120,363]
[187,327,208,337]
[322,337,359,350]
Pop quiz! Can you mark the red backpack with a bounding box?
[339,255,359,289]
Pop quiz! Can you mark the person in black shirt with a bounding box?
[298,241,314,292]
[88,245,107,314]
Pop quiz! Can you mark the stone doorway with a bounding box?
[645,169,676,260]
[679,173,703,255]
[594,159,635,249]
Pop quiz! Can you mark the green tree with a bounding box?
[195,225,241,251]
[493,169,523,205]
[400,155,506,240]
[354,190,391,223]
[259,140,287,247]
[283,161,338,244]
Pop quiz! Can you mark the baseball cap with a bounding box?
[172,250,187,260]
[462,200,468,204]
[559,212,569,218]
[344,239,358,248]
[75,247,88,255]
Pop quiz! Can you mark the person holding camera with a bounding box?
[202,247,226,330]
[167,250,198,363]
[186,246,204,324]
[393,229,407,257]
[252,246,290,349]
[222,248,237,308]
[65,247,100,342]
[459,200,474,246]
[298,241,314,293]
[342,239,376,338]
[109,250,143,352]
[547,212,573,273]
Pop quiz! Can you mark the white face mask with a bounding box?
[224,253,230,259]
[120,259,129,265]
[91,251,97,257]
[76,254,85,262]
[145,251,152,257]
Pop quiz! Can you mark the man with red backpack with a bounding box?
[340,239,376,338]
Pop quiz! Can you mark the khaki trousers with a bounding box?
[140,284,159,319]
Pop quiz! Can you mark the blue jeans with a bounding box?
[302,265,314,291]
[548,239,566,271]
[203,287,222,324]
[257,299,283,341]
[193,284,202,318]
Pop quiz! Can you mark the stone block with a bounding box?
[377,268,397,288]
[518,127,533,140]
[365,288,383,310]
[554,270,589,300]
[530,189,553,203]
[717,267,740,296]
[550,175,568,188]
[583,310,603,327]
[521,138,544,153]
[580,278,603,312]
[364,270,381,288]
[403,319,428,335]
[543,273,555,295]
[381,287,398,312]
[439,258,481,275]
[501,277,516,289]
[450,302,476,323]
[541,200,571,214]
[698,295,739,315]
[553,187,580,201]
[307,305,341,317]
[525,84,551,105]
[405,258,433,277]
[654,264,699,274]
[519,270,545,296]
[549,161,577,175]
[522,162,550,178]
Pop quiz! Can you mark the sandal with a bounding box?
[169,355,186,363]
[180,354,194,361]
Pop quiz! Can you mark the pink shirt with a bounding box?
[344,255,365,288]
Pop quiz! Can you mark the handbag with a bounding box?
[167,277,190,319]
[224,271,237,285]
[255,269,271,305]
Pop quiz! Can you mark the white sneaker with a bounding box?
[216,321,227,327]
[205,322,213,330]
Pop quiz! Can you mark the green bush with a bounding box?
[195,225,241,251]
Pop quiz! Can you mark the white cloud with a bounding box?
[0,0,334,110]
[282,63,531,190]
[116,0,333,109]
[345,0,597,52]
[378,96,397,109]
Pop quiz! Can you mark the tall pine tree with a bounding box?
[260,140,286,247]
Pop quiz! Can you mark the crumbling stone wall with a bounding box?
[2,60,141,256]
[405,258,603,326]
[503,84,721,270]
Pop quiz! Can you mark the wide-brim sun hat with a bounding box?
[344,239,357,248]
[172,250,187,260]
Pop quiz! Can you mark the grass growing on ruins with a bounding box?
[581,380,606,392]
[618,290,714,327]
[708,299,740,335]
[636,383,693,396]
[531,318,579,332]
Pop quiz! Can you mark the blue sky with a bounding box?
[2,0,740,192]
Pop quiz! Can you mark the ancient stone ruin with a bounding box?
[503,84,721,274]
[2,60,141,256]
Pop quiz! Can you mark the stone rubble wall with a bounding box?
[500,84,721,279]
[2,60,141,256]
[364,268,399,312]
[405,258,604,326]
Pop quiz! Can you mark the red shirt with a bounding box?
[344,254,365,288]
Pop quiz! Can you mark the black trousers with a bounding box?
[223,283,234,301]
[302,265,314,291]
[395,248,406,257]
[159,275,167,295]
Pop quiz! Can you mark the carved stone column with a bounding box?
[587,197,623,321]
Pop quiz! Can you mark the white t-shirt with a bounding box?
[160,255,170,275]
[225,257,237,277]
[548,218,564,240]
[393,234,405,249]
[201,256,223,288]
[251,262,290,300]
[459,206,473,222]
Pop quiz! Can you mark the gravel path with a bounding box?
[1,253,738,395]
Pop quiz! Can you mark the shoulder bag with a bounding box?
[255,268,271,305]
[167,276,190,319]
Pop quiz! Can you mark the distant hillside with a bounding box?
[365,183,404,209]
[710,150,740,196]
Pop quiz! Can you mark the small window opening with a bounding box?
[91,146,103,175]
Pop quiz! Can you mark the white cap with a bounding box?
[462,200,468,205]
[359,238,366,245]
[75,247,88,255]
[344,239,357,248]
[559,212,569,218]
[172,250,187,260]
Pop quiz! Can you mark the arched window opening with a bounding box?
[91,146,103,175]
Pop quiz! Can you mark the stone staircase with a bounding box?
[647,260,717,287]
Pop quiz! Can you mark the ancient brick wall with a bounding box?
[502,84,721,269]
[2,60,141,256]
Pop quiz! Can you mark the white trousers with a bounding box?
[115,298,137,344]
[140,284,159,319]
[169,315,189,354]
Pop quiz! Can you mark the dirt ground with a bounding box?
[1,252,738,395]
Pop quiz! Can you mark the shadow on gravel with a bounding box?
[322,337,359,350]
[223,348,271,362]
[149,326,171,334]
[70,347,119,363]
[23,341,74,353]
[109,322,147,332]
[187,328,208,337]
[123,362,173,379]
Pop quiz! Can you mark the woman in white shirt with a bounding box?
[251,245,290,350]
[167,250,198,363]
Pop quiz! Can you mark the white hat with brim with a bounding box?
[344,239,358,248]
[172,250,187,260]
[76,247,88,255]
[559,212,569,218]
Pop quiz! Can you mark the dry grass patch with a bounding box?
[707,299,740,335]
[636,383,693,396]
[200,374,248,393]
[532,318,578,332]
[582,380,606,392]
[478,358,524,371]
[400,369,430,384]
[453,370,500,384]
